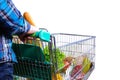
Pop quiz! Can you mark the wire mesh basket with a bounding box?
[12,33,96,80]
[51,33,96,80]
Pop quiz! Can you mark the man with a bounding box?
[0,0,46,79]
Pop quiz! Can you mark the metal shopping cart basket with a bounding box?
[51,33,96,80]
[12,33,96,80]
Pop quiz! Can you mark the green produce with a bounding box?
[43,46,50,61]
[43,46,66,69]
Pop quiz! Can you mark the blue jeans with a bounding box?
[0,62,13,80]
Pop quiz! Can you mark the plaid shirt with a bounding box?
[0,0,30,63]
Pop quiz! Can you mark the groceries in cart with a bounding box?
[43,48,93,80]
[56,55,92,80]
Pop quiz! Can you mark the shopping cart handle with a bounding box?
[38,30,51,42]
[30,30,51,42]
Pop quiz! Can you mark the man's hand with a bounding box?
[18,33,33,42]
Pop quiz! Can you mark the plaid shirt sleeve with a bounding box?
[0,0,30,36]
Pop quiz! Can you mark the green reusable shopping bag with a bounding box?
[12,43,45,61]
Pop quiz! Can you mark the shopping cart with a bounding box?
[12,33,96,80]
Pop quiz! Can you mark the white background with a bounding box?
[13,0,120,80]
